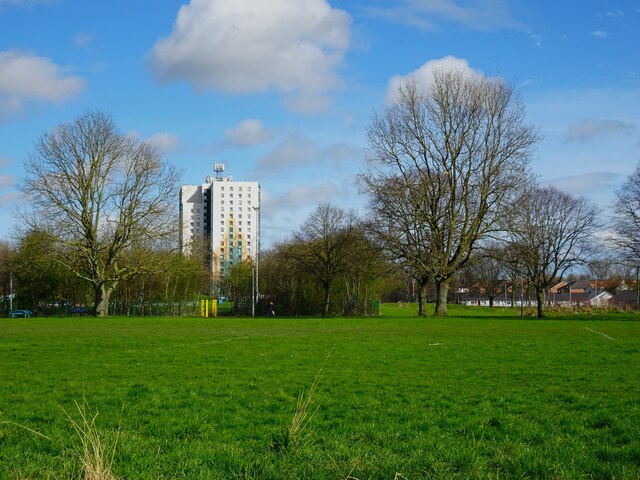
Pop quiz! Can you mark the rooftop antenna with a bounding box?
[214,163,225,180]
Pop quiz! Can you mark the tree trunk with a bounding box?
[434,279,450,317]
[536,287,545,318]
[322,286,331,317]
[417,280,428,316]
[489,296,494,308]
[94,283,113,317]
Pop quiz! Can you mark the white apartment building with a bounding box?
[179,166,260,278]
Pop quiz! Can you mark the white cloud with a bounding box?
[145,132,180,153]
[261,183,339,220]
[224,119,272,147]
[0,173,13,189]
[543,172,622,198]
[0,50,85,121]
[565,119,637,143]
[0,190,21,206]
[384,55,483,105]
[0,96,22,122]
[530,33,542,47]
[592,30,608,38]
[253,134,363,177]
[0,157,16,205]
[283,91,334,116]
[147,0,351,114]
[255,136,319,176]
[0,0,52,5]
[367,0,523,32]
[527,87,640,214]
[604,10,624,18]
[74,32,96,48]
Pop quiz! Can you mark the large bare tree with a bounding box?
[507,186,599,318]
[22,111,179,316]
[363,69,539,316]
[613,161,640,262]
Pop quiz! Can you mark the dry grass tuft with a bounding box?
[2,399,121,479]
[65,399,121,480]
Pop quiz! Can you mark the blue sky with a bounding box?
[1,0,639,248]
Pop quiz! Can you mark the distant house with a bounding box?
[570,281,594,295]
[610,290,638,308]
[548,292,590,307]
[459,291,512,307]
[550,281,572,294]
[589,291,613,307]
[615,280,632,292]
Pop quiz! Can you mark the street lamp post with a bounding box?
[520,274,524,318]
[504,281,507,307]
[253,203,260,313]
[569,281,572,306]
[9,271,13,311]
[251,264,255,317]
[636,265,639,308]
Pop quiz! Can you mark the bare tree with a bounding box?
[340,227,391,315]
[0,240,14,311]
[613,161,640,262]
[507,186,599,318]
[363,69,539,316]
[467,250,507,307]
[362,174,433,315]
[22,111,180,316]
[284,204,358,317]
[587,257,614,282]
[220,261,252,315]
[13,229,91,310]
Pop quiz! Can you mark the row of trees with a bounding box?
[0,206,392,317]
[261,204,390,317]
[3,69,639,318]
[358,69,640,317]
[1,190,636,318]
[0,230,210,316]
[360,70,595,318]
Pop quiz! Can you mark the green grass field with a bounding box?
[1,306,639,479]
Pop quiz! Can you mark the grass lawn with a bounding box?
[1,305,639,479]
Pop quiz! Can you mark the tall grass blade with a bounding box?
[64,399,120,480]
